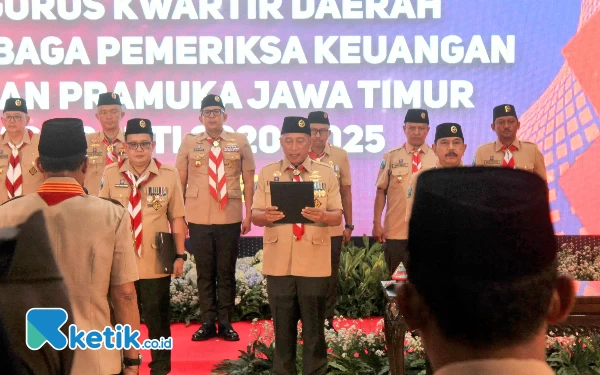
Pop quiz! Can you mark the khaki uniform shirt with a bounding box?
[310,143,351,237]
[0,131,44,204]
[84,130,127,196]
[175,130,255,225]
[435,358,555,375]
[376,144,437,240]
[0,177,139,375]
[474,139,547,181]
[99,159,186,279]
[252,157,343,277]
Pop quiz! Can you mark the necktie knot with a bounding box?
[208,137,222,147]
[500,145,518,151]
[288,165,306,176]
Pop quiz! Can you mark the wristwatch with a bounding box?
[175,253,188,261]
[345,224,355,230]
[123,354,142,367]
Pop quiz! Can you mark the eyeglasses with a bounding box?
[201,109,224,117]
[310,129,330,136]
[2,115,24,122]
[126,142,153,150]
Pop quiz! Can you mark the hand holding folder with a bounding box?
[269,182,314,224]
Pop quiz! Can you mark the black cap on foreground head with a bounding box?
[405,109,429,124]
[407,167,555,286]
[307,111,330,126]
[281,116,311,136]
[434,123,464,142]
[493,104,518,121]
[201,94,225,110]
[3,98,27,114]
[38,118,87,158]
[125,118,152,136]
[97,92,122,106]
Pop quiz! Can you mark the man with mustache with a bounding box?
[373,109,437,278]
[406,123,467,221]
[474,104,546,181]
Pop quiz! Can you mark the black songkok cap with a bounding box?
[307,111,330,126]
[98,92,122,106]
[3,98,27,114]
[404,109,429,124]
[434,123,464,142]
[201,94,225,110]
[281,117,311,136]
[38,118,87,158]
[125,118,152,136]
[493,104,518,121]
[407,167,556,286]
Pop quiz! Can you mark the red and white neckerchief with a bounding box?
[288,165,306,241]
[500,144,518,168]
[410,146,423,173]
[102,137,121,165]
[5,129,33,200]
[120,158,161,257]
[208,136,227,211]
[37,180,86,206]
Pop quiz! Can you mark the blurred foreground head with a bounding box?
[396,167,575,370]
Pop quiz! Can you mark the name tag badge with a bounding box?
[115,179,129,188]
[224,145,240,152]
[400,163,409,168]
[193,147,204,152]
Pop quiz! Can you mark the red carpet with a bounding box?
[138,317,383,374]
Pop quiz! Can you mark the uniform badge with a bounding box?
[314,198,322,208]
[324,112,328,119]
[380,160,386,169]
[107,145,114,152]
[328,161,333,167]
[195,160,202,167]
[298,119,305,128]
[421,112,426,119]
[490,156,494,160]
[451,126,457,133]
[0,169,3,174]
[29,166,37,175]
[293,168,301,176]
[193,147,204,152]
[111,92,117,99]
[100,178,104,190]
[15,99,21,106]
[215,95,221,102]
[397,176,403,183]
[334,165,339,173]
[152,201,162,210]
[505,105,511,113]
[213,140,220,147]
[115,179,129,188]
[407,186,412,198]
[140,119,146,128]
[224,145,239,152]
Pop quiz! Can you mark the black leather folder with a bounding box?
[155,232,176,274]
[270,181,314,224]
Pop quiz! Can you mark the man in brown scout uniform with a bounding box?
[373,109,437,277]
[0,118,141,375]
[307,110,352,330]
[175,94,255,342]
[396,167,574,375]
[100,118,187,375]
[0,211,74,375]
[474,104,546,181]
[406,123,467,221]
[252,116,343,375]
[0,98,44,204]
[84,92,128,195]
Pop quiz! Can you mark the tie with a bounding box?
[5,130,33,200]
[208,136,227,211]
[411,147,422,173]
[288,165,306,241]
[103,138,121,165]
[120,159,161,257]
[500,145,518,168]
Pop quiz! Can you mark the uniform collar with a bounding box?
[310,143,332,157]
[43,176,81,185]
[107,129,126,143]
[494,139,521,152]
[281,157,313,173]
[198,130,231,141]
[404,143,431,154]
[2,129,33,145]
[119,158,160,176]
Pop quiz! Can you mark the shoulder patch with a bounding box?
[380,159,386,169]
[98,197,124,207]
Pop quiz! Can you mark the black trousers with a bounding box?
[325,235,342,320]
[189,222,240,324]
[267,275,328,375]
[135,276,171,375]
[384,239,408,278]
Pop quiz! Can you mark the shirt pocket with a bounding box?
[189,153,207,174]
[390,166,410,185]
[223,152,241,176]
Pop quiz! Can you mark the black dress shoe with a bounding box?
[191,323,217,341]
[218,323,240,341]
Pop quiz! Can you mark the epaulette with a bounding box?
[264,160,283,168]
[311,160,332,169]
[0,195,26,206]
[98,197,124,207]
